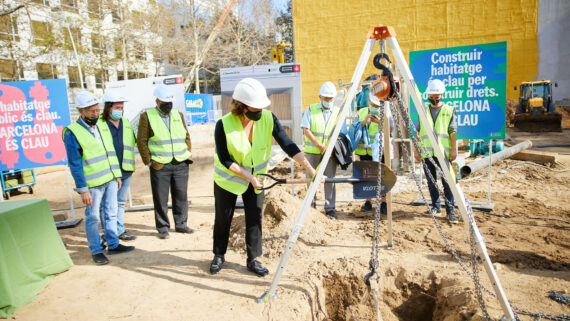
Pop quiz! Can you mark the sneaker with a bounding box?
[210,255,225,275]
[119,232,137,241]
[380,202,387,214]
[158,231,170,239]
[247,258,269,277]
[447,212,459,224]
[325,210,338,219]
[175,226,195,234]
[107,244,135,255]
[423,208,441,216]
[92,253,109,265]
[361,201,373,212]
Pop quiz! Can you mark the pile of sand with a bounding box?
[229,185,338,259]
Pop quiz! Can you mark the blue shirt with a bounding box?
[106,119,133,179]
[63,118,95,193]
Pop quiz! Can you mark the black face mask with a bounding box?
[428,98,441,106]
[245,110,262,121]
[83,115,99,126]
[159,102,173,114]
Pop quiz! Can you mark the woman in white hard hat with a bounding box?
[211,77,316,277]
[414,79,458,224]
[98,90,137,243]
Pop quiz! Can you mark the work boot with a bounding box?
[325,210,338,219]
[247,258,269,277]
[107,244,135,255]
[158,231,170,239]
[175,226,195,234]
[210,255,225,275]
[424,208,441,216]
[92,253,109,265]
[311,200,316,209]
[380,202,387,215]
[119,232,137,241]
[447,211,459,224]
[361,201,373,212]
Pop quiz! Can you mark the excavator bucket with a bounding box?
[514,113,562,132]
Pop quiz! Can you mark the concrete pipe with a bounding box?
[460,140,532,178]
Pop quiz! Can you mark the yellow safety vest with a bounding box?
[355,107,379,156]
[418,103,454,159]
[213,110,274,195]
[62,121,120,187]
[97,117,137,171]
[303,103,339,154]
[146,108,191,164]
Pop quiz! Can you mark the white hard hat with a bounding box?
[426,79,446,95]
[368,92,381,107]
[75,91,100,109]
[232,78,271,109]
[153,84,175,102]
[319,81,337,98]
[102,90,128,103]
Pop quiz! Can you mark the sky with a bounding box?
[272,0,289,12]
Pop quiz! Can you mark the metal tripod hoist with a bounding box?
[258,25,516,321]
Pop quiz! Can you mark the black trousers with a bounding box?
[213,182,263,260]
[150,162,189,232]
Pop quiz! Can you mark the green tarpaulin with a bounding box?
[0,199,73,318]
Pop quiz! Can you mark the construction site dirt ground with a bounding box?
[8,127,570,321]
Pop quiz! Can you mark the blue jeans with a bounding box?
[86,180,119,254]
[424,157,455,213]
[100,174,132,236]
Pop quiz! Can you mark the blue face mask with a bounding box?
[110,109,123,120]
[322,100,332,108]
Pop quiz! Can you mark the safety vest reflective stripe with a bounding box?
[82,154,108,166]
[418,103,454,159]
[124,146,135,152]
[84,168,113,182]
[147,108,191,164]
[151,150,189,157]
[214,110,274,195]
[148,138,186,145]
[63,122,116,188]
[123,158,135,165]
[214,166,249,187]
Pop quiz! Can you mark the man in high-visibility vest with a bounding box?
[414,79,458,224]
[99,90,137,242]
[300,81,339,218]
[63,91,135,265]
[356,93,393,214]
[137,84,193,239]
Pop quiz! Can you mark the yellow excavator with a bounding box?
[514,80,562,132]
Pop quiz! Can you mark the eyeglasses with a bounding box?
[83,109,100,115]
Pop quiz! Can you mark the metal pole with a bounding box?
[487,139,492,204]
[64,165,76,220]
[128,186,133,208]
[259,37,377,303]
[386,34,515,320]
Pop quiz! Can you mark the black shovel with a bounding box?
[259,161,397,197]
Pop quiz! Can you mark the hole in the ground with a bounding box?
[321,265,479,321]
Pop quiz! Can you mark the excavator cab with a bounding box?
[514,80,562,132]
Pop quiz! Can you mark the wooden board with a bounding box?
[511,150,557,165]
[268,94,291,120]
[221,96,232,115]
